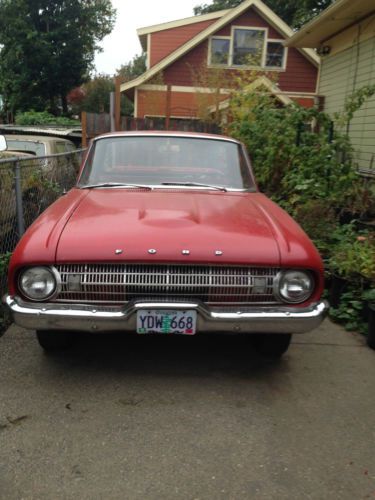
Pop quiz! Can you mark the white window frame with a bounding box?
[230,26,268,68]
[208,35,231,67]
[207,26,287,71]
[265,38,288,70]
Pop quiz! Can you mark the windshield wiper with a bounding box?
[80,182,153,190]
[160,182,227,192]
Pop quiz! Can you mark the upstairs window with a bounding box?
[266,41,285,68]
[233,28,265,66]
[210,37,230,65]
[209,27,286,70]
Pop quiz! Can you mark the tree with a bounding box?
[117,53,147,82]
[0,0,116,116]
[193,0,334,29]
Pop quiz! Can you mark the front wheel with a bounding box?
[251,334,292,358]
[36,330,75,352]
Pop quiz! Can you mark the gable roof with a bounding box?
[121,0,320,94]
[207,76,294,114]
[286,0,375,48]
[137,10,230,51]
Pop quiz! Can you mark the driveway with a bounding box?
[0,320,374,500]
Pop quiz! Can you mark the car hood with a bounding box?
[55,189,282,265]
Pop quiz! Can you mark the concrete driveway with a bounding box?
[0,320,374,500]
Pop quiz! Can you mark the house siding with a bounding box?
[150,19,219,67]
[137,88,229,119]
[319,36,375,172]
[134,6,319,119]
[161,8,317,94]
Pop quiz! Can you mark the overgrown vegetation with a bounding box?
[226,84,375,335]
[15,111,79,127]
[0,252,12,335]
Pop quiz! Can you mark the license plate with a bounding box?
[137,310,197,335]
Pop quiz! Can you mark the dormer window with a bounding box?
[209,27,287,70]
[233,28,265,66]
[266,41,285,68]
[210,37,230,65]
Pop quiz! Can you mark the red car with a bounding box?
[4,132,327,357]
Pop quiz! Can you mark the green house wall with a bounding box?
[319,37,375,174]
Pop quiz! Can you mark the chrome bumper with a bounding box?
[4,296,328,335]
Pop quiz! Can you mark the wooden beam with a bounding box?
[165,85,172,130]
[115,76,124,131]
[81,111,87,148]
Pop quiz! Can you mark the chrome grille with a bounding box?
[55,264,280,304]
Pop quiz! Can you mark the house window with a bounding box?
[208,27,287,70]
[210,37,230,65]
[232,28,265,66]
[266,41,285,68]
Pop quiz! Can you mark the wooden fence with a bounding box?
[81,112,222,146]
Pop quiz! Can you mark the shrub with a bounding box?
[15,110,79,127]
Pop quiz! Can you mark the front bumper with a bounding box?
[4,296,328,335]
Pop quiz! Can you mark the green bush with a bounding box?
[229,96,368,219]
[228,89,375,334]
[15,110,79,127]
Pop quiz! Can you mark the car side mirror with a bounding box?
[0,135,7,152]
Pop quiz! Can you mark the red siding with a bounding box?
[163,42,209,87]
[150,19,219,67]
[137,89,229,119]
[278,48,317,93]
[163,41,317,94]
[291,97,315,108]
[215,9,282,39]
[139,6,318,117]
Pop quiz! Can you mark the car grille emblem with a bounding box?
[148,249,157,255]
[215,250,223,256]
[182,250,190,255]
[115,249,123,255]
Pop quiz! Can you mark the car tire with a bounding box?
[367,306,375,350]
[251,334,292,358]
[36,330,75,352]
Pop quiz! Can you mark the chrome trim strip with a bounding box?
[93,133,241,144]
[4,295,328,335]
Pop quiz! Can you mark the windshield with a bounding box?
[79,136,254,190]
[6,140,45,156]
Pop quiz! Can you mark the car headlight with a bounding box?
[19,266,59,301]
[276,270,314,304]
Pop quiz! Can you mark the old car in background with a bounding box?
[4,131,328,357]
[3,134,76,156]
[0,133,79,253]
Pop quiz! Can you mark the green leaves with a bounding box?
[0,0,116,115]
[193,0,334,28]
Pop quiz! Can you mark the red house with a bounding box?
[121,0,320,120]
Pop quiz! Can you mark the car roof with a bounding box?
[4,134,73,143]
[94,130,240,144]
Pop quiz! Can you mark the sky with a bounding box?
[94,0,201,75]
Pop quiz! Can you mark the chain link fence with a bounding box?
[0,149,85,334]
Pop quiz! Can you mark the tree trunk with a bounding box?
[61,94,68,114]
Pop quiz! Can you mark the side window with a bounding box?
[266,42,285,68]
[210,37,230,65]
[55,141,75,154]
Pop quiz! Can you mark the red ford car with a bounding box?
[4,132,328,357]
